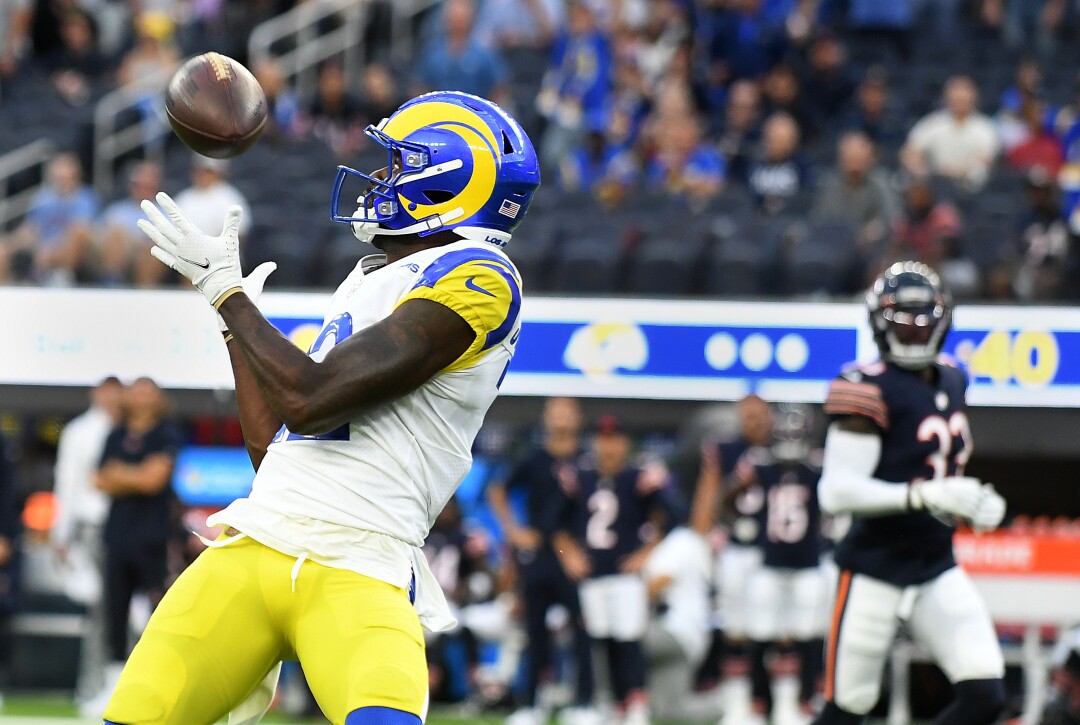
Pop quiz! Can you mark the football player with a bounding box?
[812,262,1008,725]
[551,415,684,725]
[107,91,540,725]
[742,404,825,725]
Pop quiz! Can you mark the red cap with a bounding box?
[595,414,626,435]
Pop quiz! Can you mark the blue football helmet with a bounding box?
[331,91,541,247]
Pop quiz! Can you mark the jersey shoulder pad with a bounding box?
[824,367,890,430]
[398,245,522,371]
[936,355,971,393]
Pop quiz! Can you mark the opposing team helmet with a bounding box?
[867,261,953,370]
[331,91,541,247]
[771,403,813,463]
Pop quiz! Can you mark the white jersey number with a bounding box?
[916,412,972,479]
[766,483,810,544]
[586,489,619,550]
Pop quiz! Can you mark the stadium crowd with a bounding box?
[1,0,1080,298]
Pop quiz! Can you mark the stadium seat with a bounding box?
[626,237,705,296]
[703,237,768,296]
[506,219,558,291]
[782,218,859,296]
[548,238,621,293]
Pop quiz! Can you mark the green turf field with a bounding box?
[0,695,504,724]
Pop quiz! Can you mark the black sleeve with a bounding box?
[0,432,18,541]
[151,422,182,458]
[643,481,688,533]
[500,454,531,494]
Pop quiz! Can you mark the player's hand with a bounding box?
[619,547,650,574]
[558,546,590,582]
[139,192,244,308]
[218,261,277,333]
[908,476,983,520]
[971,484,1007,533]
[507,526,541,551]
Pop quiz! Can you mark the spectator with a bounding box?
[760,63,810,136]
[358,64,402,127]
[303,61,366,158]
[813,132,896,250]
[840,67,907,153]
[644,112,726,204]
[1006,104,1064,177]
[536,0,611,171]
[716,79,764,184]
[0,152,98,286]
[991,0,1069,56]
[51,376,124,704]
[415,0,509,104]
[117,12,179,91]
[0,428,18,710]
[487,398,596,725]
[475,0,565,50]
[98,161,166,287]
[557,119,625,195]
[846,0,914,59]
[901,75,1000,190]
[1012,166,1075,300]
[0,0,32,82]
[799,31,855,137]
[173,156,252,241]
[703,0,787,85]
[747,112,809,215]
[252,58,301,139]
[81,377,179,720]
[995,57,1044,152]
[891,177,963,267]
[43,9,109,106]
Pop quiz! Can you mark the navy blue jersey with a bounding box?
[502,446,583,574]
[823,359,972,585]
[556,465,681,578]
[720,439,766,549]
[744,449,822,570]
[101,421,181,548]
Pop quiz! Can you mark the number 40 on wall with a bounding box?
[954,330,1059,387]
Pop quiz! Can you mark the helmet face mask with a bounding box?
[868,261,952,370]
[771,403,812,463]
[330,91,541,248]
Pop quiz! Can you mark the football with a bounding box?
[164,52,268,159]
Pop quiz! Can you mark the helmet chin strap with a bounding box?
[884,330,942,369]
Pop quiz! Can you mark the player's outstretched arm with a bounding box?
[218,293,474,437]
[225,339,281,469]
[818,416,909,516]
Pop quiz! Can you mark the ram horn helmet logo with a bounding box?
[564,322,649,379]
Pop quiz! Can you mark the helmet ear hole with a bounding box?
[422,189,455,204]
[501,130,516,155]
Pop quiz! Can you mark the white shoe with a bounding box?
[623,702,651,725]
[78,661,125,719]
[507,706,548,725]
[558,705,605,725]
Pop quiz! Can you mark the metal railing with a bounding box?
[248,0,366,93]
[92,69,171,198]
[0,139,55,231]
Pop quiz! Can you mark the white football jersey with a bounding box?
[208,239,522,630]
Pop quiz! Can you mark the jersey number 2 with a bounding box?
[916,412,972,479]
[586,489,619,550]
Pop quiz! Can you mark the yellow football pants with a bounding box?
[104,536,427,725]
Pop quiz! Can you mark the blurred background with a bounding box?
[1,0,1080,723]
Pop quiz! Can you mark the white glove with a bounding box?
[971,484,1007,533]
[138,191,244,307]
[908,476,984,520]
[217,261,277,333]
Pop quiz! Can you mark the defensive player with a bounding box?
[813,262,1008,725]
[742,404,825,725]
[551,415,683,725]
[108,91,541,725]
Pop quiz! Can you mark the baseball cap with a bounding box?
[595,414,627,436]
